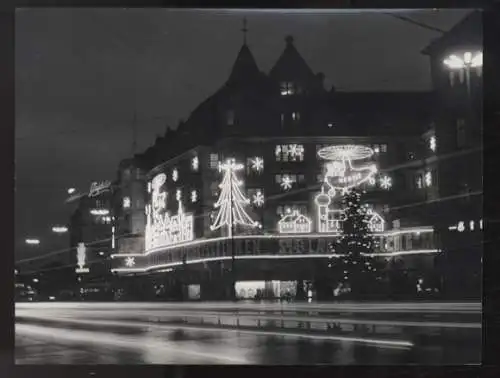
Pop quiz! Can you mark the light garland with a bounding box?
[210,159,259,237]
[278,210,312,234]
[252,190,265,207]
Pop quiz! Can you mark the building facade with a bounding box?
[108,30,475,300]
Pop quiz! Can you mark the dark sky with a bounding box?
[15,8,471,260]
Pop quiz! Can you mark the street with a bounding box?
[15,302,481,365]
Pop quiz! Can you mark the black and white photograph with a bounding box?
[15,8,482,365]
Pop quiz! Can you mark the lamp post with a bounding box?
[443,51,482,97]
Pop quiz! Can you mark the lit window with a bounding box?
[416,174,423,189]
[425,171,432,187]
[123,197,131,209]
[429,135,437,152]
[292,112,300,121]
[280,82,295,96]
[456,119,466,148]
[191,156,199,171]
[226,110,235,126]
[327,122,334,128]
[209,153,219,169]
[373,145,380,154]
[275,144,305,162]
[381,144,387,153]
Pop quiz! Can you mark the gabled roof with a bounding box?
[227,43,261,84]
[269,35,315,82]
[421,11,482,56]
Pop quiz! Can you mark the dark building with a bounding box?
[111,14,481,301]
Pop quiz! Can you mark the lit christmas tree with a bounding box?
[210,159,259,237]
[329,187,383,298]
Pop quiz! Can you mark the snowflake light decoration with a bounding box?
[280,175,293,191]
[380,175,392,189]
[289,144,305,160]
[252,190,265,207]
[125,257,136,267]
[191,190,197,203]
[251,157,264,173]
[172,168,179,182]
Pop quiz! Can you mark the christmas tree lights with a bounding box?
[210,159,259,237]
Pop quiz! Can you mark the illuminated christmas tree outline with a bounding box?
[210,159,259,237]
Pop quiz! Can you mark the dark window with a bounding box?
[457,119,466,148]
[226,110,235,126]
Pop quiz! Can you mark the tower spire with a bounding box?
[241,17,248,45]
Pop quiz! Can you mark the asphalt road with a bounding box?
[15,302,482,365]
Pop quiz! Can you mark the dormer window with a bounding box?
[280,82,295,96]
[226,110,235,126]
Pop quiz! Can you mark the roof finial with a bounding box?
[241,17,248,45]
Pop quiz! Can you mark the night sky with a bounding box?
[15,8,471,260]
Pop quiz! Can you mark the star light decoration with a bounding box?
[250,157,264,173]
[172,168,179,182]
[125,257,136,267]
[379,175,392,190]
[252,190,265,207]
[280,175,293,191]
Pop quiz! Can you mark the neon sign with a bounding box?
[89,181,112,197]
[145,173,194,251]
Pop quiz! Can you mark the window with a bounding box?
[456,119,466,148]
[275,144,305,162]
[381,144,387,153]
[280,113,285,127]
[292,112,300,122]
[277,204,307,216]
[424,170,432,187]
[209,153,219,169]
[415,174,423,189]
[280,82,295,96]
[429,135,437,152]
[327,122,334,128]
[226,110,235,126]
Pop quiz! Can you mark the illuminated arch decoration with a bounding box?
[315,145,382,234]
[210,159,259,238]
[145,173,194,251]
[278,210,312,234]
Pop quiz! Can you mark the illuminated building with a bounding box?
[110,20,480,300]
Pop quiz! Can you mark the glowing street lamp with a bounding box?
[443,51,482,95]
[52,226,68,233]
[25,239,40,245]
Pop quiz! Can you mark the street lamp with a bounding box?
[52,226,68,233]
[443,51,482,95]
[25,239,40,245]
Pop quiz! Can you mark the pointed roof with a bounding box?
[269,35,315,82]
[227,43,260,84]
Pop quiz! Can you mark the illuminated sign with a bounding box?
[89,181,112,197]
[449,219,483,232]
[145,173,194,251]
[75,242,89,273]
